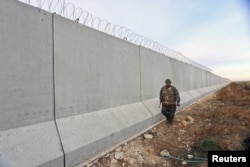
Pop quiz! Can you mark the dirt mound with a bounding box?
[217,82,250,107]
[80,82,250,167]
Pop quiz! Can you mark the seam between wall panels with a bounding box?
[139,46,154,124]
[52,13,66,167]
[139,46,143,102]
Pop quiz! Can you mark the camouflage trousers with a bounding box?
[161,104,176,124]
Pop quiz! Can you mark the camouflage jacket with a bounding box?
[159,85,180,104]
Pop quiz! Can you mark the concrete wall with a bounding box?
[0,0,54,131]
[0,0,64,167]
[140,47,172,100]
[54,16,141,118]
[0,0,230,167]
[54,15,152,166]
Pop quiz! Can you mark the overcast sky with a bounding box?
[66,0,249,81]
[25,0,250,81]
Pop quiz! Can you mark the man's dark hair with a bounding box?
[165,79,171,83]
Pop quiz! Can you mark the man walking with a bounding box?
[160,79,180,126]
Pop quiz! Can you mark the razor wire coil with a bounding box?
[19,0,212,72]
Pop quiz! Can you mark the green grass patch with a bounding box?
[199,137,220,152]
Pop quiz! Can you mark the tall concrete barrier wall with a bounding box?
[0,0,64,167]
[0,0,54,131]
[0,0,230,167]
[140,47,229,124]
[53,15,152,166]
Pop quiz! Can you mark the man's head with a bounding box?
[165,79,171,88]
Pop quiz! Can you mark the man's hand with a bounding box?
[176,102,180,106]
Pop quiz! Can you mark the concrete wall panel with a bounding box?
[54,15,152,166]
[140,47,171,100]
[0,122,64,167]
[170,58,183,91]
[0,1,64,167]
[54,15,141,118]
[183,64,197,90]
[192,66,200,89]
[0,0,54,131]
[181,63,193,91]
[201,70,208,87]
[57,102,152,167]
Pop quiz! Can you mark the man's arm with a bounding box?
[159,87,163,102]
[173,86,180,105]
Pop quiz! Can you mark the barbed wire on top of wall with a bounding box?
[19,0,212,72]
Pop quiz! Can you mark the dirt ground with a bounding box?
[82,81,250,167]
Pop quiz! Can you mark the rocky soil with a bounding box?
[78,81,250,167]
